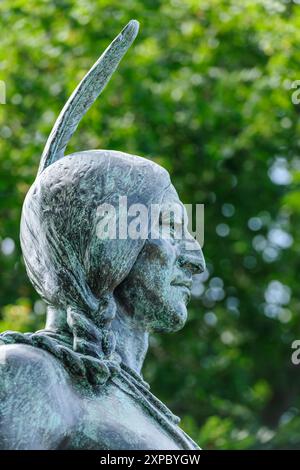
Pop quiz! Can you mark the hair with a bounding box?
[0,150,170,386]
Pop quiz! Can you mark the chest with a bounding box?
[65,384,184,450]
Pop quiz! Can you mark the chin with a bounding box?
[151,302,188,333]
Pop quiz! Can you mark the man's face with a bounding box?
[115,185,205,333]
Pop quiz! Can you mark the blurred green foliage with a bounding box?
[0,0,300,449]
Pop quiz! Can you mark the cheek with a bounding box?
[143,239,176,269]
[116,239,180,317]
[139,241,176,290]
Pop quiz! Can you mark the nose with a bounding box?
[177,238,205,275]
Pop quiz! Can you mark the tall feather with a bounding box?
[38,19,139,176]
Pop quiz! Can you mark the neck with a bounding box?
[45,306,70,332]
[45,305,149,376]
[112,305,149,376]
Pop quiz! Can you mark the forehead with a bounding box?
[161,185,181,204]
[161,185,187,219]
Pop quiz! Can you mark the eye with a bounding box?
[159,211,183,239]
[159,212,174,236]
[177,255,204,275]
[170,214,175,233]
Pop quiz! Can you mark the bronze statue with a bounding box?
[0,20,205,450]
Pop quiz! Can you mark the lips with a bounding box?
[171,279,193,290]
[173,283,192,303]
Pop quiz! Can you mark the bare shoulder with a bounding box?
[0,343,75,449]
[0,343,69,391]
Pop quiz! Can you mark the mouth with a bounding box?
[171,279,192,300]
[171,279,193,289]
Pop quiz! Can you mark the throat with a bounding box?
[111,307,149,376]
[45,306,70,333]
[44,304,149,377]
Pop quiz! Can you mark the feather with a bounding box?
[38,19,139,176]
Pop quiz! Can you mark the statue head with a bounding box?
[16,20,204,383]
